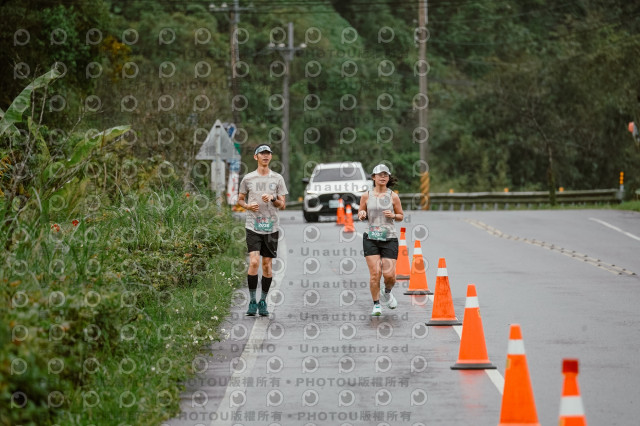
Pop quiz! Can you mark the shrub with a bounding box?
[1,190,245,425]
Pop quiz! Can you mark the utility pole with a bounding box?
[269,22,306,193]
[209,0,251,126]
[418,0,430,209]
[418,0,428,163]
[229,0,240,126]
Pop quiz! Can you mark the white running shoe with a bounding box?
[371,303,382,316]
[386,291,398,309]
[379,291,389,303]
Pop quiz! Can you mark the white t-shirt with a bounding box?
[238,170,288,234]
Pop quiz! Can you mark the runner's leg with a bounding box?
[381,258,397,291]
[247,251,260,300]
[365,255,382,301]
[246,229,262,303]
[260,257,273,300]
[259,231,278,302]
[245,251,260,315]
[258,257,273,316]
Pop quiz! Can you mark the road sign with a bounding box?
[196,120,240,161]
[196,120,240,204]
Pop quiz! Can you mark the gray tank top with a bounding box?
[366,189,397,240]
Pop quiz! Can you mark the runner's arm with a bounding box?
[238,193,258,211]
[273,194,285,210]
[358,192,368,220]
[391,192,404,222]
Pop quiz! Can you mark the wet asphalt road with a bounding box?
[166,209,640,426]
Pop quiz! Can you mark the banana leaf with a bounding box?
[67,125,131,166]
[0,68,62,137]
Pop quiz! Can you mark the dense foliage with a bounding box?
[0,70,245,424]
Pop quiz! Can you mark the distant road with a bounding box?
[167,209,640,426]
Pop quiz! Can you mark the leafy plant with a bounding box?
[0,70,130,242]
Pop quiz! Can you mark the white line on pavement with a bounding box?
[434,296,505,394]
[486,370,505,394]
[211,238,288,426]
[452,324,462,338]
[589,217,640,242]
[466,219,636,275]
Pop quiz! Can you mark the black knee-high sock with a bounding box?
[247,274,258,301]
[261,276,272,301]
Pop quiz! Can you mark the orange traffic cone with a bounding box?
[343,204,355,233]
[426,258,461,325]
[396,227,411,280]
[336,198,345,225]
[558,359,587,426]
[499,324,540,426]
[451,284,496,369]
[404,240,432,295]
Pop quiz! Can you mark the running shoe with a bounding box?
[371,303,382,316]
[246,300,258,316]
[258,300,269,316]
[386,291,398,309]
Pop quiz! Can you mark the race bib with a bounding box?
[368,226,388,241]
[254,216,274,232]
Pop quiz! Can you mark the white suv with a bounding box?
[302,162,372,222]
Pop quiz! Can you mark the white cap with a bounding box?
[372,164,391,175]
[254,144,272,155]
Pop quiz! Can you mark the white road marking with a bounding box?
[452,324,462,337]
[428,291,505,394]
[589,217,640,242]
[485,370,505,394]
[466,219,636,276]
[212,238,288,426]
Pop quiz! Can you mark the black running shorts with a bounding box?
[363,233,399,259]
[246,228,279,258]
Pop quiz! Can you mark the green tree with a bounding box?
[0,0,112,117]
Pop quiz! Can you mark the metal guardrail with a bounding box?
[406,189,621,211]
[286,189,621,211]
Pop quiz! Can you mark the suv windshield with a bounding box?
[312,167,365,182]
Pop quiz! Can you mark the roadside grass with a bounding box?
[616,200,640,212]
[1,190,246,425]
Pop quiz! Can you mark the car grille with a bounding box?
[316,193,360,212]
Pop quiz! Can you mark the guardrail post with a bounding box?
[617,171,625,201]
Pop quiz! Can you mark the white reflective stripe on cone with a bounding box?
[465,296,479,309]
[559,396,585,416]
[507,339,525,355]
[436,267,447,276]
